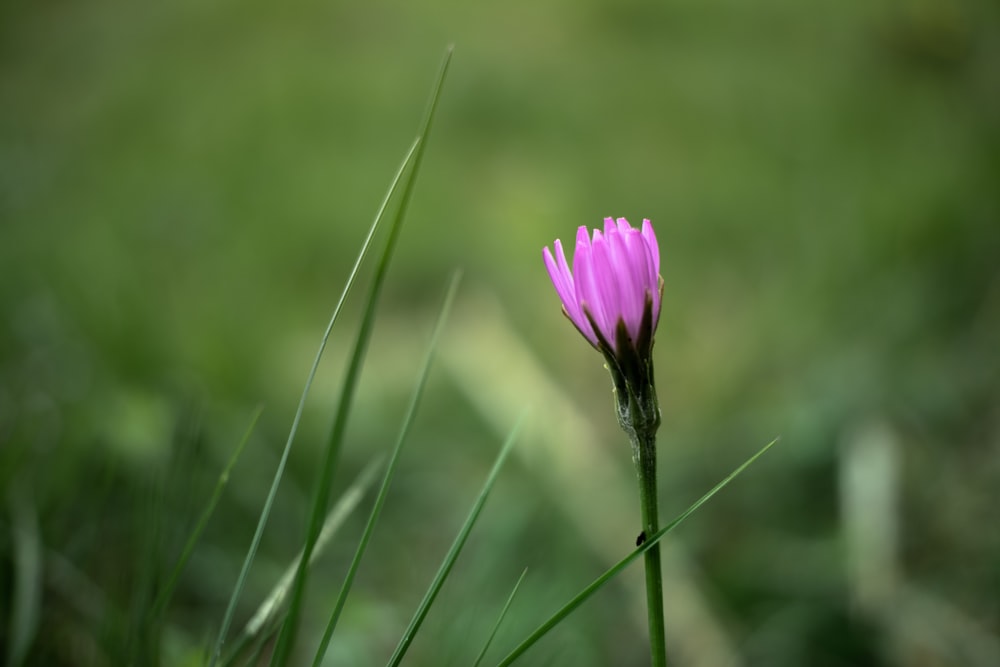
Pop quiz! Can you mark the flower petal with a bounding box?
[574,228,609,342]
[623,227,654,340]
[571,226,601,345]
[639,218,661,321]
[587,229,621,343]
[543,240,587,334]
[641,218,660,278]
[605,224,641,340]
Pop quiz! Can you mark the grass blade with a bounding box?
[5,487,42,667]
[126,456,167,664]
[239,628,274,667]
[494,437,779,667]
[310,271,463,667]
[471,568,528,667]
[269,47,455,667]
[208,135,421,667]
[386,413,526,667]
[220,459,383,667]
[152,406,262,620]
[239,620,281,667]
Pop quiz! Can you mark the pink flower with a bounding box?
[543,217,662,352]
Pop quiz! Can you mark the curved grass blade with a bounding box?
[494,437,778,667]
[241,620,282,667]
[208,138,421,667]
[471,568,528,667]
[220,459,382,667]
[6,487,41,667]
[310,271,463,667]
[239,627,273,667]
[386,413,526,667]
[227,609,284,667]
[245,459,381,663]
[152,406,262,620]
[269,46,455,667]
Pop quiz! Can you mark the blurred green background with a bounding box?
[2,0,999,665]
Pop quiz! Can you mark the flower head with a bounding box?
[543,216,663,438]
[543,217,662,354]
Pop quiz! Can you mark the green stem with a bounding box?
[633,430,666,667]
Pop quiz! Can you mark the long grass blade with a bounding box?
[208,137,421,667]
[386,413,525,667]
[152,406,262,620]
[471,568,528,667]
[494,437,779,667]
[311,271,463,667]
[269,47,455,667]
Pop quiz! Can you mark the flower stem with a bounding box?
[633,430,666,667]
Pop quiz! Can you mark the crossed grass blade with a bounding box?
[495,437,779,667]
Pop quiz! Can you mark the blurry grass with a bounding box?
[151,405,261,622]
[5,487,41,667]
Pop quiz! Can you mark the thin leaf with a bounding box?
[494,437,779,667]
[269,46,455,667]
[209,134,421,667]
[127,452,167,664]
[311,271,463,667]
[6,487,41,667]
[220,459,383,667]
[386,413,526,667]
[152,406,263,620]
[236,617,282,667]
[471,568,528,667]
